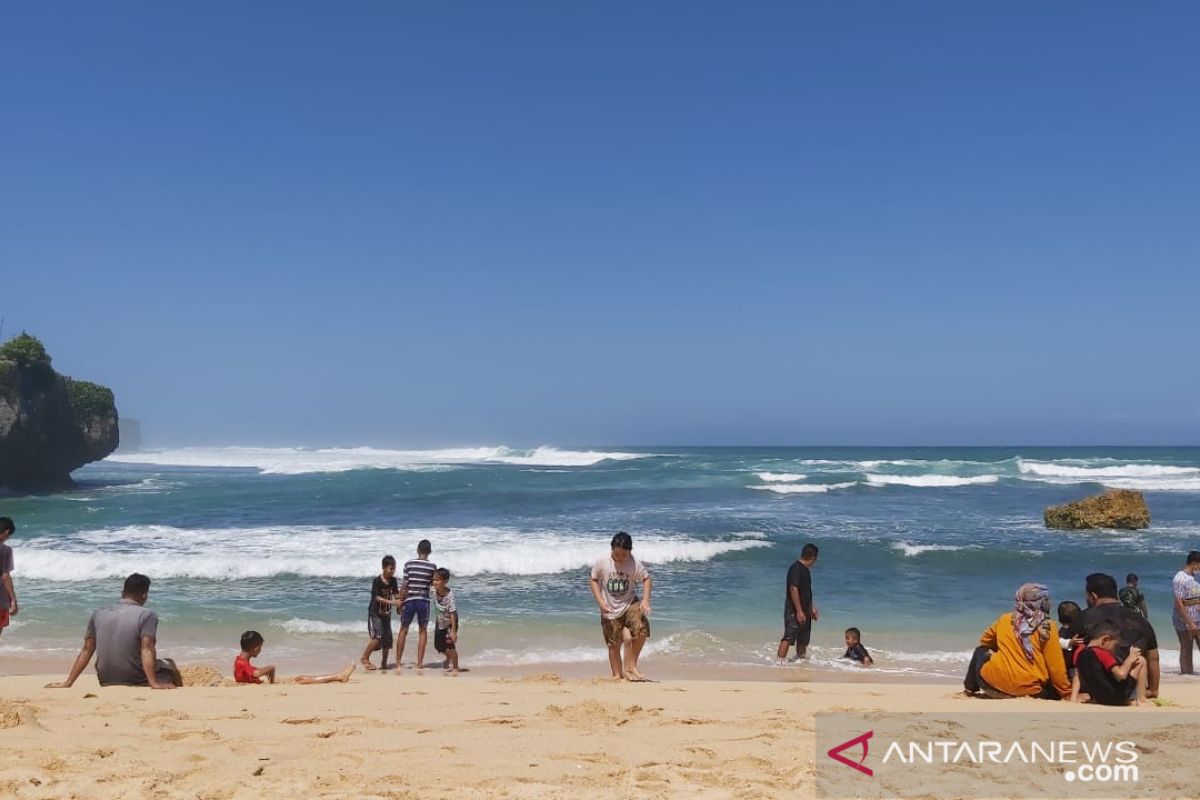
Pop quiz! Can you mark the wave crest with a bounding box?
[866,474,999,488]
[16,525,768,582]
[752,481,857,494]
[105,445,649,474]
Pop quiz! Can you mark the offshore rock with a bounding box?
[118,417,143,451]
[0,334,119,492]
[1044,489,1150,530]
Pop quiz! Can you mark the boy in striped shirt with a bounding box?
[396,539,436,671]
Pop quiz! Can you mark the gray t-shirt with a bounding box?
[0,543,12,607]
[86,599,159,686]
[591,555,650,620]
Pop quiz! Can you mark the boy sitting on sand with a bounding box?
[432,568,460,675]
[235,631,355,685]
[1070,621,1147,706]
[842,627,873,666]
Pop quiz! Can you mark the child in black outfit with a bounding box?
[843,627,873,667]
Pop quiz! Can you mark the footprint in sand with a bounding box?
[161,728,221,741]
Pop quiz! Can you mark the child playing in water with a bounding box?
[234,631,355,684]
[843,627,873,666]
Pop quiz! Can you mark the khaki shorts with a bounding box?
[600,603,649,647]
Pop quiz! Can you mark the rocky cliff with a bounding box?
[0,334,119,492]
[1044,489,1150,530]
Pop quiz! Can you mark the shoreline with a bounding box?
[4,672,1200,799]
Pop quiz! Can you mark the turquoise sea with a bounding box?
[2,446,1198,679]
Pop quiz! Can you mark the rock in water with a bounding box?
[0,334,119,492]
[1044,489,1150,530]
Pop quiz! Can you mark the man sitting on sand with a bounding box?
[590,531,653,681]
[1077,573,1160,698]
[46,573,182,690]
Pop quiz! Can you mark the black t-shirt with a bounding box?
[370,575,399,617]
[1075,646,1130,706]
[844,642,871,663]
[785,561,813,615]
[1077,602,1158,661]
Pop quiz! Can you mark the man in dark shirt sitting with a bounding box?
[1077,572,1159,699]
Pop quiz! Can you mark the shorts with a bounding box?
[600,602,650,647]
[368,613,394,649]
[782,609,812,647]
[0,609,8,628]
[99,658,180,687]
[400,599,430,630]
[435,626,456,653]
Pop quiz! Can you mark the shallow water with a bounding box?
[3,445,1198,679]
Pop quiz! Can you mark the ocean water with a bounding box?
[2,445,1199,680]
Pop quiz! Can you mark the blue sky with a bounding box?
[2,2,1197,446]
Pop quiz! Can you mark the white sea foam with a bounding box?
[754,472,807,483]
[1017,459,1199,479]
[15,526,769,582]
[865,474,999,488]
[271,618,362,635]
[751,481,857,494]
[1101,477,1200,492]
[471,632,690,666]
[105,445,648,474]
[890,542,977,557]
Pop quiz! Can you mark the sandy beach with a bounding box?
[2,668,1199,799]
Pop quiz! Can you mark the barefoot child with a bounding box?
[235,631,355,685]
[432,568,460,675]
[361,555,399,671]
[1071,621,1147,706]
[0,517,17,639]
[843,627,873,666]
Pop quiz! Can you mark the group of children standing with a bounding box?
[358,539,460,676]
[233,539,461,685]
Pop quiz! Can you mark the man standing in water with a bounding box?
[778,543,819,661]
[590,531,653,681]
[1172,550,1200,675]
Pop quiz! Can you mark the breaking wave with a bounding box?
[866,474,999,488]
[105,445,649,474]
[752,481,857,494]
[754,472,807,482]
[15,525,769,582]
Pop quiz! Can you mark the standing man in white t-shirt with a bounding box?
[590,531,653,681]
[1172,550,1200,675]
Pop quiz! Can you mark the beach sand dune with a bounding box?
[1,672,1198,799]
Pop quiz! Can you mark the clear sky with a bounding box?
[2,2,1197,446]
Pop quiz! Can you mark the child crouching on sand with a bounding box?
[234,631,356,685]
[843,627,873,666]
[432,568,460,675]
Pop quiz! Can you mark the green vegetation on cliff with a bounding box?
[0,333,55,386]
[0,332,120,490]
[66,378,117,420]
